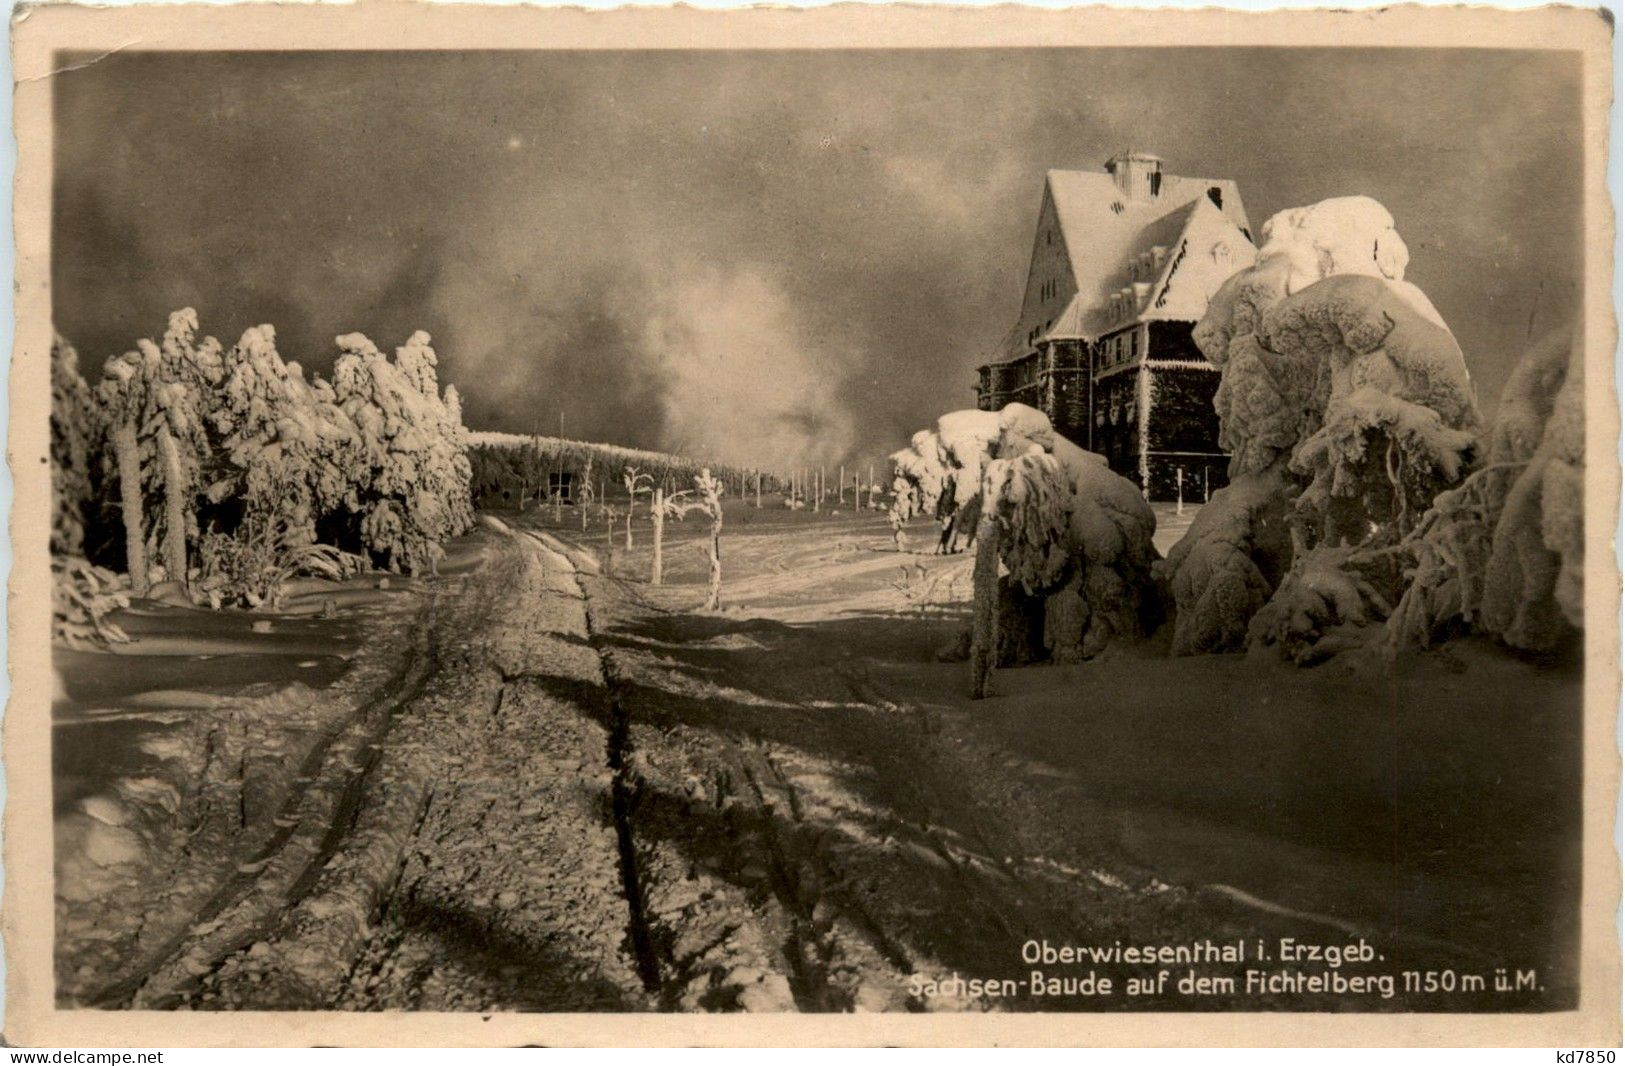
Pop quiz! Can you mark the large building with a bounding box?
[976,152,1258,500]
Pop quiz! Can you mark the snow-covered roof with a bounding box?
[987,161,1254,366]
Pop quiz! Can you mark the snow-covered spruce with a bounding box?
[1245,544,1395,666]
[901,403,1154,693]
[1157,464,1295,656]
[55,311,478,615]
[1166,197,1482,662]
[887,429,956,553]
[979,404,1158,667]
[51,333,97,558]
[1386,333,1582,653]
[213,328,354,537]
[1193,196,1421,479]
[331,330,475,576]
[1270,275,1479,545]
[94,309,225,596]
[199,325,367,607]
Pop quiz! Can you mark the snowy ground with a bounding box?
[52,496,1581,1012]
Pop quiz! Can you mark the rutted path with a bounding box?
[174,520,651,1010]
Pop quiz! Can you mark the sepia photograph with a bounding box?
[6,1,1618,1048]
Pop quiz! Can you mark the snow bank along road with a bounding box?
[69,509,1572,1012]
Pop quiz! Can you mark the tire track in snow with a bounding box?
[97,605,441,1009]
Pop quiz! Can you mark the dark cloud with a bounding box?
[52,48,1581,469]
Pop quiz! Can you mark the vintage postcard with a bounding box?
[6,1,1619,1048]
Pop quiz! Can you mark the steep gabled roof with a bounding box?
[991,165,1253,364]
[1053,195,1258,340]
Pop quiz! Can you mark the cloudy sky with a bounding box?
[53,48,1581,470]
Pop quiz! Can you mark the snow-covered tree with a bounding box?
[1165,197,1482,662]
[1386,333,1583,653]
[932,410,1000,553]
[396,332,476,540]
[888,430,952,552]
[51,334,97,557]
[975,405,1158,673]
[330,331,474,575]
[649,486,667,585]
[144,309,226,589]
[1270,275,1480,546]
[208,322,361,592]
[1158,466,1295,655]
[908,404,1158,695]
[657,469,726,609]
[96,347,157,595]
[695,470,726,611]
[622,466,652,549]
[899,434,944,505]
[579,455,595,532]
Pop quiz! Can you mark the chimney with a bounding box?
[1105,151,1163,201]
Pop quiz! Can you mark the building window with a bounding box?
[1207,186,1223,209]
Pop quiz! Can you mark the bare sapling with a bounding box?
[622,466,653,549]
[579,457,595,532]
[655,468,726,609]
